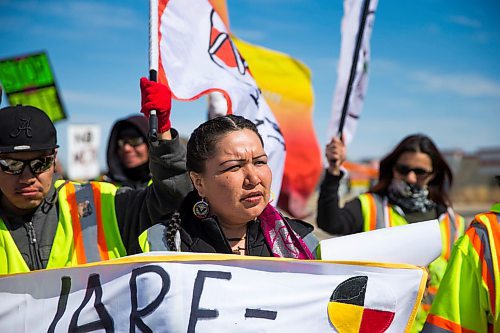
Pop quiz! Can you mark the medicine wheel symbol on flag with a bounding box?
[327,276,395,332]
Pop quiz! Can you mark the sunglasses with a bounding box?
[394,164,433,177]
[0,155,55,175]
[117,137,145,148]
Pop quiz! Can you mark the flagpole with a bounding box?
[337,0,371,138]
[148,0,159,144]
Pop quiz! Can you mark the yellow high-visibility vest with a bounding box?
[423,203,500,333]
[358,193,465,332]
[0,180,126,274]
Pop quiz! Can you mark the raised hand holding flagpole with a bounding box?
[148,0,159,144]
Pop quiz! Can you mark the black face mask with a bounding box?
[387,179,436,213]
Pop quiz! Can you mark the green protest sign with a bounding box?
[0,52,66,122]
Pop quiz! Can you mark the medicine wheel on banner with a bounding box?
[327,276,396,333]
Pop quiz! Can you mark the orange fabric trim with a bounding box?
[468,224,496,315]
[426,314,476,333]
[421,303,431,311]
[427,285,438,295]
[488,213,500,251]
[488,215,500,315]
[65,183,86,264]
[367,194,376,230]
[209,0,230,31]
[488,214,500,254]
[91,182,109,261]
[158,0,168,85]
[481,214,499,314]
[442,214,451,260]
[387,205,393,227]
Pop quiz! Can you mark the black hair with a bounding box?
[186,114,263,173]
[165,115,263,250]
[164,212,182,251]
[371,133,453,206]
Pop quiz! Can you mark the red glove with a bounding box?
[140,77,172,133]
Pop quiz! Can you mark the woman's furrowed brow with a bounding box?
[218,158,246,167]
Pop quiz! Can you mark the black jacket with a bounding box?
[174,191,316,257]
[0,129,193,270]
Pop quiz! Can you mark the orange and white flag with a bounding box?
[150,0,285,199]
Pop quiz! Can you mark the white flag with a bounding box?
[327,0,378,145]
[151,0,285,201]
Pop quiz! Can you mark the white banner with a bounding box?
[320,220,442,266]
[327,0,378,145]
[0,253,426,332]
[153,0,285,200]
[67,124,101,180]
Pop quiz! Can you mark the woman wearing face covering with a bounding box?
[316,134,465,332]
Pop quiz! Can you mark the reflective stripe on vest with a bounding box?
[64,182,108,263]
[301,233,319,259]
[359,193,385,230]
[472,211,500,317]
[359,193,464,257]
[140,223,170,252]
[358,192,466,330]
[57,181,127,265]
[439,208,456,260]
[424,314,473,333]
[0,180,126,274]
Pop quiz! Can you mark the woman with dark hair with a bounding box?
[316,134,465,332]
[139,87,317,258]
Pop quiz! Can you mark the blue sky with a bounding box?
[1,0,499,170]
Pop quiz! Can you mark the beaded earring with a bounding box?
[193,197,209,219]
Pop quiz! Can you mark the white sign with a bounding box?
[320,220,442,266]
[0,253,426,332]
[67,124,101,180]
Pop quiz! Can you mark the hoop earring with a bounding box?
[193,198,209,219]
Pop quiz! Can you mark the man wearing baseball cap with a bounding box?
[0,99,191,273]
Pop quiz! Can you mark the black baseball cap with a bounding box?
[0,105,59,154]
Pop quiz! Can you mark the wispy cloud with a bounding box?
[371,59,500,98]
[5,0,142,30]
[447,15,481,28]
[371,58,402,74]
[410,71,500,97]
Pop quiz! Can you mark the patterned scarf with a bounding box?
[258,204,314,259]
[387,179,436,213]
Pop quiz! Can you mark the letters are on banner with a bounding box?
[0,253,426,332]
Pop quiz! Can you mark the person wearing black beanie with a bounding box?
[103,115,151,189]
